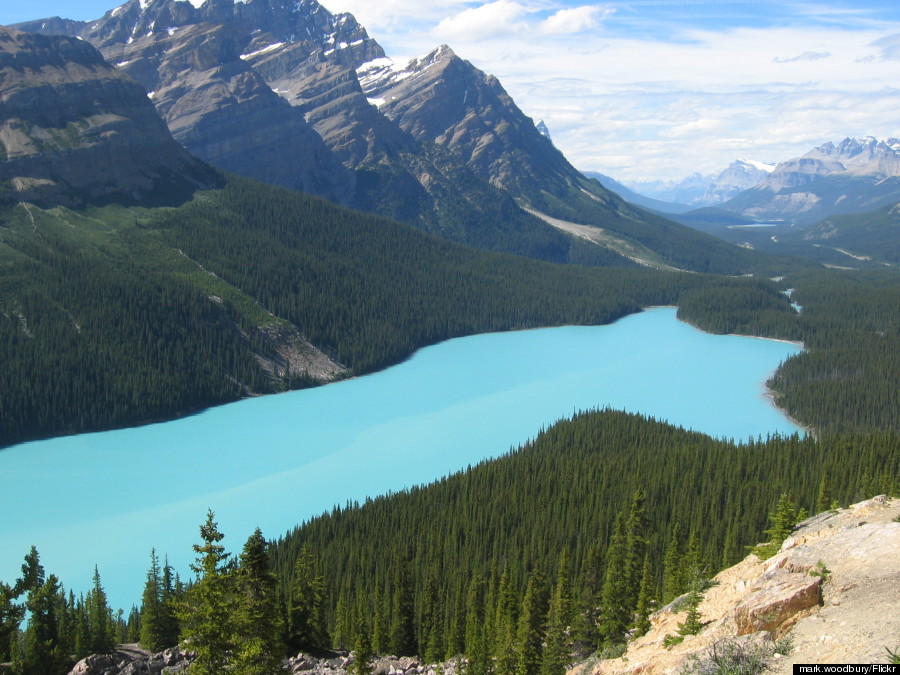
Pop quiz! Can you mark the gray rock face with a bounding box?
[363,45,586,201]
[720,137,900,225]
[0,26,218,208]
[70,0,359,203]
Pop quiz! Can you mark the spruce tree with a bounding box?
[87,566,115,654]
[178,510,235,675]
[661,523,684,603]
[350,603,373,675]
[632,556,653,637]
[232,528,283,675]
[140,549,163,651]
[0,581,24,662]
[464,574,490,675]
[289,544,327,651]
[493,566,518,675]
[816,474,833,514]
[541,551,573,675]
[389,559,416,657]
[23,574,67,675]
[622,489,648,614]
[597,514,629,646]
[515,569,548,675]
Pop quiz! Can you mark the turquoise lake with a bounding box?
[0,307,803,608]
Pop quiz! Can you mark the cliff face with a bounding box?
[579,495,900,675]
[0,26,219,208]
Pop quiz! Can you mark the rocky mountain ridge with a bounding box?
[12,0,754,272]
[715,136,900,226]
[623,159,774,209]
[0,24,218,208]
[578,495,900,675]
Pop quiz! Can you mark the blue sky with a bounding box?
[4,0,900,182]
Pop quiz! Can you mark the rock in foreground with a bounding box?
[578,495,900,675]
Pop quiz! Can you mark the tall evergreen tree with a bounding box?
[493,566,518,675]
[87,566,115,655]
[350,603,373,675]
[515,569,548,675]
[289,544,327,651]
[632,556,653,637]
[597,514,629,645]
[464,574,490,675]
[389,559,416,657]
[22,574,67,675]
[232,528,283,675]
[661,522,684,603]
[0,581,24,662]
[178,510,235,675]
[816,474,833,514]
[541,551,573,675]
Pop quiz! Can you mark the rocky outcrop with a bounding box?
[0,26,219,208]
[579,495,900,675]
[68,645,189,675]
[68,648,465,675]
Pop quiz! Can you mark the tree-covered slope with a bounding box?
[5,173,789,448]
[271,409,899,655]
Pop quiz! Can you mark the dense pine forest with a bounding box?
[3,173,900,674]
[0,175,790,448]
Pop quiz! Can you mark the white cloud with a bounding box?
[433,1,531,41]
[870,33,900,60]
[318,0,900,181]
[539,6,611,35]
[773,51,832,63]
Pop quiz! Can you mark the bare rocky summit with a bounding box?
[576,495,900,675]
[0,25,218,208]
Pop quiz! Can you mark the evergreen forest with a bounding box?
[2,173,900,674]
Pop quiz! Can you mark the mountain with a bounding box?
[0,25,218,208]
[721,137,900,226]
[14,0,760,274]
[622,159,774,209]
[582,170,694,214]
[701,158,774,204]
[784,201,900,265]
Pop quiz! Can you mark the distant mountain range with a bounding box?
[618,159,776,210]
[603,137,900,228]
[12,0,755,274]
[721,136,900,226]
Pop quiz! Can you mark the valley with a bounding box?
[0,2,898,674]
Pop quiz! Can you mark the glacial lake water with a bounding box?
[0,307,803,609]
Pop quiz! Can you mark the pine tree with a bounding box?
[816,474,833,514]
[752,493,798,560]
[232,528,283,675]
[350,603,373,675]
[632,556,653,637]
[541,551,573,675]
[140,549,163,651]
[0,581,24,662]
[622,490,648,614]
[515,569,548,675]
[464,574,490,675]
[420,569,443,662]
[493,566,518,675]
[87,566,115,654]
[389,559,416,657]
[661,523,684,603]
[178,510,235,675]
[289,544,327,651]
[23,574,67,675]
[597,514,629,645]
